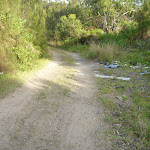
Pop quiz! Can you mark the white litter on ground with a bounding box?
[0,72,3,75]
[130,66,141,69]
[94,73,130,81]
[140,70,150,75]
[104,64,119,69]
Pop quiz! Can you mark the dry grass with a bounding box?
[0,49,9,72]
[89,42,123,63]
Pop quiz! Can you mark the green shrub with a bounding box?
[90,28,104,38]
[0,12,43,72]
[118,21,138,42]
[55,14,84,41]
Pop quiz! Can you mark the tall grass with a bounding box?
[88,42,123,63]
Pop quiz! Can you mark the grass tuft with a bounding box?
[89,42,123,63]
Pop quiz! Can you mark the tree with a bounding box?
[55,14,83,40]
[136,0,150,39]
[84,0,141,32]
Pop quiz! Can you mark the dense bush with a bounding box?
[0,0,48,72]
[0,13,40,71]
[55,14,83,41]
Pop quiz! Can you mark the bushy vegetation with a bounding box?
[0,0,48,72]
[47,0,149,66]
[0,0,150,148]
[55,14,83,41]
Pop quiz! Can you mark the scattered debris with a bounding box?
[114,61,120,64]
[77,72,85,76]
[100,62,109,65]
[94,73,130,81]
[94,71,100,73]
[130,66,141,69]
[99,60,150,76]
[130,62,137,66]
[143,66,150,69]
[117,96,123,101]
[124,62,128,66]
[115,86,124,89]
[104,64,120,69]
[0,72,3,75]
[96,110,100,115]
[140,70,150,75]
[102,61,121,69]
[116,77,131,81]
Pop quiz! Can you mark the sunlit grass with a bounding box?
[0,58,50,99]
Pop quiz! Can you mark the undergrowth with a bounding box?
[96,67,150,149]
[88,42,123,63]
[58,40,149,66]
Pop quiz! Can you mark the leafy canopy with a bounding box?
[55,14,83,40]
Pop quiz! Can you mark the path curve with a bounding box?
[0,49,110,150]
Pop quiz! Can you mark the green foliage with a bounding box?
[64,43,89,53]
[55,14,83,41]
[83,28,105,39]
[0,0,48,72]
[90,28,104,37]
[136,0,150,39]
[124,49,150,66]
[0,13,40,71]
[60,38,79,50]
[11,18,26,34]
[12,45,39,70]
[117,21,139,44]
[84,0,139,32]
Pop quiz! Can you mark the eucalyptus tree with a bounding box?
[84,0,143,32]
[136,0,150,39]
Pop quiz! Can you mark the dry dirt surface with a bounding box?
[0,49,110,150]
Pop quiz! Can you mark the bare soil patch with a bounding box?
[0,49,110,150]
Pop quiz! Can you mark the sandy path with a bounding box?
[0,49,110,150]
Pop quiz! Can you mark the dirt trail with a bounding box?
[0,49,110,150]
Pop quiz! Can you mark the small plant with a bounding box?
[63,88,70,96]
[37,91,46,100]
